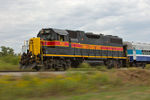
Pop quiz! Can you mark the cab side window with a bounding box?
[60,35,65,41]
[58,35,65,41]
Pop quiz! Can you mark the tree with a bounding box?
[0,46,14,56]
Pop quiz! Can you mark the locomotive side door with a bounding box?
[123,45,127,57]
[68,30,79,56]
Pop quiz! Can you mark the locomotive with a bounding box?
[20,28,149,70]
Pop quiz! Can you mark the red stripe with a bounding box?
[42,41,123,51]
[71,43,82,48]
[42,41,69,47]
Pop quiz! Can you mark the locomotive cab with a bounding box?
[37,29,56,40]
[37,29,69,42]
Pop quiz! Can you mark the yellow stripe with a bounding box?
[44,54,126,59]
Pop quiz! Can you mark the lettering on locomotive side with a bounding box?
[41,41,69,47]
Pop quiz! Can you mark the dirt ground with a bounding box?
[115,68,150,85]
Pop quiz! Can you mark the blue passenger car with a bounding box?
[124,42,150,67]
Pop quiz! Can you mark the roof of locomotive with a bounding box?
[39,28,122,39]
[41,28,69,35]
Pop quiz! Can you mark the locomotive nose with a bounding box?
[29,37,41,56]
[20,37,41,70]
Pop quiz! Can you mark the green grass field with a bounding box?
[30,86,150,100]
[0,69,150,100]
[4,86,150,100]
[0,56,19,70]
[0,57,150,100]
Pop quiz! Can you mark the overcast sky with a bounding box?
[0,0,150,53]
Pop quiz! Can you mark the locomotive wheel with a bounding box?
[64,59,71,70]
[52,58,71,71]
[54,68,59,71]
[106,60,114,69]
[53,59,63,71]
[114,60,121,68]
[53,63,60,71]
[106,60,120,69]
[43,58,71,71]
[33,65,41,71]
[44,59,53,70]
[117,63,121,68]
[63,64,71,70]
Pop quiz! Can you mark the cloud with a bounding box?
[0,0,150,52]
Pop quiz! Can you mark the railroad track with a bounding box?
[0,68,138,76]
[0,70,66,76]
[0,71,36,72]
[0,70,66,72]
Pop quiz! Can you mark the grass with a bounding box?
[37,86,150,100]
[57,86,150,100]
[0,69,150,100]
[4,86,150,100]
[1,59,150,100]
[0,56,19,70]
[68,63,108,71]
[145,64,150,69]
[0,71,120,100]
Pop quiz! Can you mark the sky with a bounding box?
[0,0,150,53]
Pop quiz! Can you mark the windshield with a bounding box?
[37,30,56,40]
[39,33,55,40]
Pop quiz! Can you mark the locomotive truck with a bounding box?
[20,28,149,70]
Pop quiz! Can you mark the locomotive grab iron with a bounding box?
[20,28,149,70]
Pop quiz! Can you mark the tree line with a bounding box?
[0,46,15,56]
